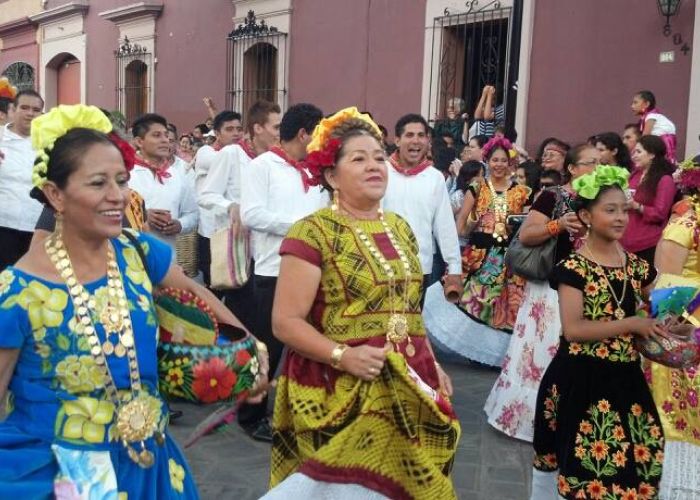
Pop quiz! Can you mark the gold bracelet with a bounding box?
[330,344,349,369]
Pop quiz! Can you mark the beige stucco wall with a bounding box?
[0,0,45,24]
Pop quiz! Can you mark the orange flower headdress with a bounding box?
[0,77,17,101]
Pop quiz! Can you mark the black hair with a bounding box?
[456,160,485,192]
[14,89,43,107]
[213,110,242,131]
[574,184,625,214]
[498,124,518,143]
[624,123,641,135]
[131,113,168,139]
[279,103,323,142]
[637,135,675,197]
[636,90,656,109]
[0,96,11,114]
[595,132,632,171]
[433,145,456,173]
[30,128,117,205]
[469,134,489,148]
[540,169,562,186]
[167,123,177,135]
[561,143,596,183]
[377,124,388,138]
[194,123,209,134]
[395,113,428,138]
[517,160,541,192]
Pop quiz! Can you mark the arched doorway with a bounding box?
[242,42,277,114]
[124,60,148,127]
[56,55,80,105]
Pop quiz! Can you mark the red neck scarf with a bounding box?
[270,146,313,192]
[239,139,258,160]
[389,152,432,176]
[136,154,171,184]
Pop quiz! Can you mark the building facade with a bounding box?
[0,0,698,157]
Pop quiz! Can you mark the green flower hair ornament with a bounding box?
[572,164,630,200]
[31,104,113,189]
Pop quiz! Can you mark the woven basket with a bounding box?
[175,230,199,278]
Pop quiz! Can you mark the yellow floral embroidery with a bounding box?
[123,246,151,293]
[169,458,185,493]
[16,281,68,330]
[55,355,105,394]
[60,397,115,444]
[0,270,15,296]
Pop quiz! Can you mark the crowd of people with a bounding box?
[0,76,699,499]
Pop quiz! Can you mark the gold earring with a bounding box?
[331,190,339,211]
[55,211,64,235]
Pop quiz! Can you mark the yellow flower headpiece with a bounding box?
[307,106,381,154]
[31,105,113,189]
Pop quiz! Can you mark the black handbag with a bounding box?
[505,187,563,281]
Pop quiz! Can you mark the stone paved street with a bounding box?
[169,361,533,500]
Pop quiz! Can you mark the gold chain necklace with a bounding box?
[45,234,161,468]
[584,242,628,320]
[337,206,415,357]
[487,180,509,242]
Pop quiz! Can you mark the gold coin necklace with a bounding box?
[45,234,160,468]
[584,242,628,321]
[350,208,415,357]
[487,180,509,243]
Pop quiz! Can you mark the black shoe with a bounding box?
[242,418,273,443]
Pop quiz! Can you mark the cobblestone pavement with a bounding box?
[169,361,533,500]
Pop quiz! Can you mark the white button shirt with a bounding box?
[240,150,327,277]
[0,125,43,232]
[382,163,461,275]
[128,157,198,249]
[197,144,253,238]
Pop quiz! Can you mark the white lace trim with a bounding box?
[261,473,390,499]
[423,282,510,367]
[659,440,700,499]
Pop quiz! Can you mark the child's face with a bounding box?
[516,168,526,185]
[582,188,629,241]
[631,95,648,115]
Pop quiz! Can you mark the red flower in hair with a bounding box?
[303,138,342,187]
[108,132,137,172]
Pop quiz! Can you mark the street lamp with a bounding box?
[658,0,682,36]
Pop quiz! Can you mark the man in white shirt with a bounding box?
[128,113,198,254]
[0,90,44,271]
[382,113,462,305]
[238,102,325,441]
[198,102,281,329]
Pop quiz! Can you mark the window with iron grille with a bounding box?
[427,1,522,133]
[115,37,152,128]
[226,10,288,114]
[2,62,35,92]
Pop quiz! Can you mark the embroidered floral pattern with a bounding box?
[543,384,560,431]
[560,401,663,499]
[169,459,185,493]
[559,254,651,363]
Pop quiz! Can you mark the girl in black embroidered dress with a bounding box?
[531,169,666,500]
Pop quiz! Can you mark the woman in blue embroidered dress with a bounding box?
[0,105,259,498]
